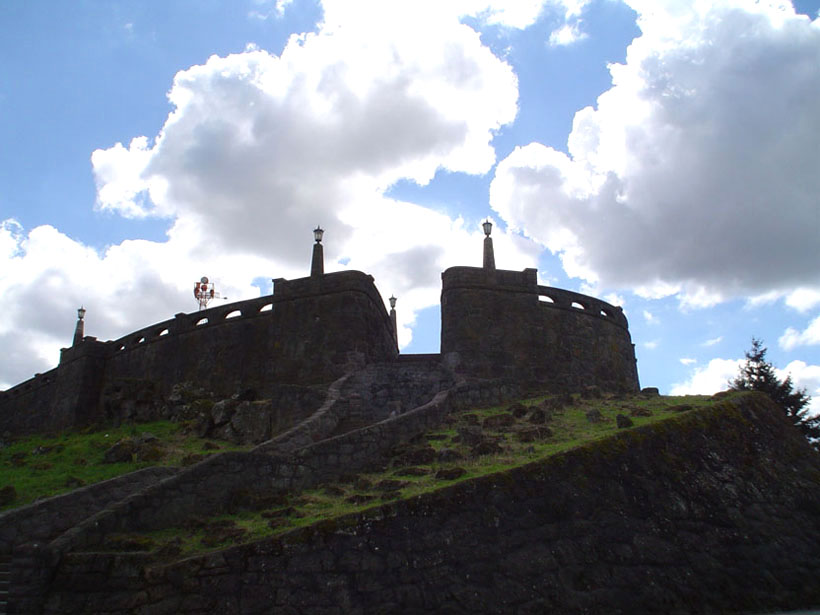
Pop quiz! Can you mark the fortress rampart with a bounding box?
[0,227,639,437]
[0,270,398,436]
[441,266,638,392]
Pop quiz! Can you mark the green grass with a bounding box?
[0,421,252,511]
[130,391,723,559]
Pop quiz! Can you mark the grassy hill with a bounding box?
[2,390,722,556]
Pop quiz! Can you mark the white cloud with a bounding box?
[643,309,657,324]
[642,340,659,349]
[786,288,820,313]
[549,22,587,46]
[1,1,545,388]
[779,314,820,351]
[777,360,820,414]
[679,357,696,365]
[673,355,820,414]
[671,357,742,396]
[490,0,820,304]
[702,336,723,347]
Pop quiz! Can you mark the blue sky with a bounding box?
[1,0,819,410]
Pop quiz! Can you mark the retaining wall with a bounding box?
[41,394,820,614]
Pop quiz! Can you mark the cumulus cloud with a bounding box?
[1,0,546,388]
[779,315,820,351]
[671,358,742,396]
[778,360,820,414]
[672,355,820,414]
[490,0,820,304]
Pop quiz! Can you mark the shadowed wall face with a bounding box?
[441,267,639,392]
[0,271,398,436]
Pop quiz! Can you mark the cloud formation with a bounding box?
[780,315,820,351]
[1,0,545,388]
[490,0,820,304]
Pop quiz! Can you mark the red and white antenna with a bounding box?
[193,276,219,310]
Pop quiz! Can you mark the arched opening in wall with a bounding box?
[196,318,208,327]
[116,343,126,351]
[259,303,273,313]
[137,337,146,344]
[225,310,241,320]
[539,295,555,303]
[600,310,610,317]
[571,302,585,310]
[159,329,169,336]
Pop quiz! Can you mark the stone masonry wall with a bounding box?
[0,270,398,437]
[41,393,820,614]
[441,266,639,392]
[0,467,178,556]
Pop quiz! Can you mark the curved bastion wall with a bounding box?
[0,270,398,436]
[0,251,641,437]
[441,266,639,392]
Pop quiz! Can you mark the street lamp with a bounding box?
[389,295,397,309]
[482,219,493,237]
[313,225,324,243]
[77,306,86,320]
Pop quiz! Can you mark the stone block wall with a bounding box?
[40,394,820,614]
[441,266,639,392]
[0,270,398,437]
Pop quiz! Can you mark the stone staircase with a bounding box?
[0,554,9,615]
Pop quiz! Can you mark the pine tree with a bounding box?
[730,338,820,447]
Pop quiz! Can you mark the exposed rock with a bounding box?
[669,404,693,413]
[102,437,166,464]
[211,399,238,426]
[437,448,464,463]
[527,408,552,424]
[508,402,528,418]
[181,453,205,466]
[482,413,515,430]
[641,387,660,397]
[456,425,484,447]
[629,406,653,417]
[516,426,553,442]
[391,443,437,466]
[616,414,634,429]
[374,479,409,492]
[435,467,466,480]
[585,409,605,423]
[471,439,504,456]
[230,401,273,444]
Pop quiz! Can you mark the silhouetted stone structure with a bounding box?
[0,227,637,437]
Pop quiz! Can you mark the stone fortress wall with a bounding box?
[0,270,398,437]
[441,266,638,392]
[0,228,638,437]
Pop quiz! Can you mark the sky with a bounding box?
[1,0,819,411]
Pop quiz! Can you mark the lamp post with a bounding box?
[482,219,493,237]
[73,306,86,346]
[482,219,496,270]
[389,295,398,351]
[311,226,325,277]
